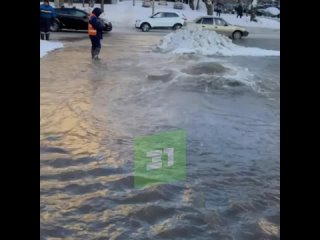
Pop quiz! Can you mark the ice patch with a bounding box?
[40,40,64,58]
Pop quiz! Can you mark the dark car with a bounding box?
[50,7,112,32]
[222,3,236,14]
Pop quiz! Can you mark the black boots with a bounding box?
[40,32,50,40]
[92,47,101,60]
[91,47,95,59]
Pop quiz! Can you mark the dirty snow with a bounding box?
[156,26,280,56]
[40,40,63,58]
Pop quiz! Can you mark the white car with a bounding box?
[135,11,187,32]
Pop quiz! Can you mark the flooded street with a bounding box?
[41,31,279,239]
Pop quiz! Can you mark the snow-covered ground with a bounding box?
[40,40,63,58]
[156,26,280,56]
[71,1,280,29]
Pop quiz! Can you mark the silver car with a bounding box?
[191,16,249,40]
[142,0,151,8]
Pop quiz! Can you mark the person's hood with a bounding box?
[92,8,102,17]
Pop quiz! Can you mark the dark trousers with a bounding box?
[40,18,52,40]
[90,36,101,59]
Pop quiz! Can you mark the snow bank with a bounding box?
[221,14,280,29]
[40,40,63,58]
[156,26,280,56]
[264,7,280,16]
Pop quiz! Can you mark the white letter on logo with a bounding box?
[146,150,162,171]
[164,148,174,167]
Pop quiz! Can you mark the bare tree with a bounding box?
[82,0,85,7]
[250,0,258,22]
[101,0,105,12]
[205,0,213,15]
[67,0,73,6]
[196,0,200,10]
[152,0,155,15]
[189,0,195,10]
[54,0,65,7]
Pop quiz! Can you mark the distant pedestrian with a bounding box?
[236,3,243,18]
[216,4,222,17]
[89,0,95,7]
[40,0,56,40]
[247,4,252,17]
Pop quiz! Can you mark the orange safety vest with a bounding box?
[88,14,97,36]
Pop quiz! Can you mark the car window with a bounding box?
[55,9,63,14]
[215,18,227,26]
[195,18,202,24]
[69,9,87,17]
[56,8,72,15]
[164,13,179,18]
[202,18,213,25]
[152,12,165,18]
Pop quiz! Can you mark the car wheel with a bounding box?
[173,24,182,30]
[50,21,60,32]
[232,31,242,40]
[141,23,151,32]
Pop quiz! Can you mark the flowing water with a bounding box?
[41,32,279,240]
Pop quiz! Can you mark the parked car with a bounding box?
[259,7,280,18]
[190,16,249,40]
[174,1,184,9]
[223,3,236,14]
[158,0,168,6]
[142,0,151,8]
[135,11,187,32]
[51,7,112,32]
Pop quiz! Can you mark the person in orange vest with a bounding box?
[88,8,105,60]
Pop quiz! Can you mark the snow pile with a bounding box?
[156,26,280,56]
[40,40,63,58]
[264,7,280,16]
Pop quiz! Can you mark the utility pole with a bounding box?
[152,0,155,15]
[54,0,59,8]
